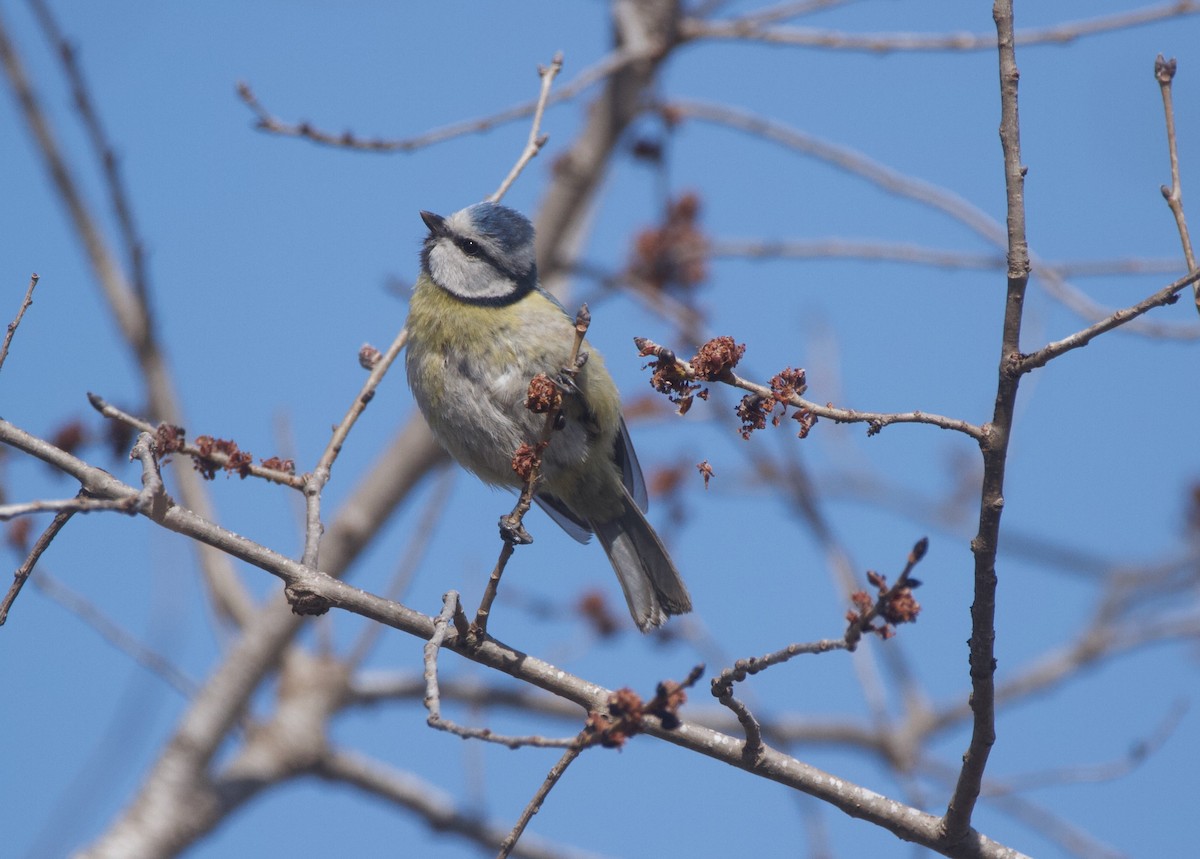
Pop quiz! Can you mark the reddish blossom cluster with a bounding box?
[510,441,548,482]
[846,568,923,640]
[524,373,563,414]
[259,457,296,475]
[154,423,186,456]
[636,337,703,414]
[358,344,383,370]
[577,590,621,638]
[583,673,694,749]
[737,367,815,440]
[628,192,709,292]
[193,435,253,480]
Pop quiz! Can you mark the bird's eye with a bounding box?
[459,239,482,258]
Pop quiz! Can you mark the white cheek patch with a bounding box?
[429,240,518,302]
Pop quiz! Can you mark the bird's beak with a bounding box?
[420,210,447,237]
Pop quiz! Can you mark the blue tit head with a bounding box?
[419,202,538,305]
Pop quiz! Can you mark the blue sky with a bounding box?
[3,2,1199,857]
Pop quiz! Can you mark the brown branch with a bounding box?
[473,305,591,637]
[666,98,1200,340]
[490,52,564,203]
[0,504,74,626]
[28,0,149,306]
[1155,54,1199,316]
[942,0,1028,843]
[0,415,1026,857]
[0,273,38,373]
[634,336,984,439]
[300,326,412,573]
[1017,267,1200,372]
[29,569,199,696]
[86,393,304,489]
[236,43,653,156]
[426,592,578,749]
[497,737,588,859]
[711,238,1185,278]
[0,9,256,625]
[682,1,1200,53]
[314,747,606,859]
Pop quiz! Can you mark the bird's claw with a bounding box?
[499,514,534,545]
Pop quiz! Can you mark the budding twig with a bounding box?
[472,306,590,639]
[1154,54,1199,316]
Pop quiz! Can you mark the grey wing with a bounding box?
[534,493,594,543]
[614,416,648,512]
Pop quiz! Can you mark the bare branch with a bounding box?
[87,393,304,489]
[0,10,255,624]
[943,0,1028,841]
[682,2,1200,53]
[0,273,38,373]
[315,747,609,859]
[426,592,579,749]
[666,98,1200,340]
[634,336,984,439]
[1155,54,1199,315]
[30,570,199,696]
[497,737,588,859]
[0,505,74,626]
[1018,267,1200,372]
[491,52,564,203]
[28,0,149,305]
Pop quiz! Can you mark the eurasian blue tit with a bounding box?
[404,201,692,631]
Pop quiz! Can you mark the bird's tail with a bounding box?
[593,490,692,632]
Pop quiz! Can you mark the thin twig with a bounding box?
[0,505,74,625]
[943,0,1028,841]
[496,736,588,859]
[86,393,305,489]
[300,326,411,570]
[30,570,199,696]
[473,306,591,637]
[712,238,1185,278]
[682,1,1200,53]
[1154,54,1199,316]
[1018,267,1200,372]
[0,5,256,628]
[667,98,1200,340]
[28,0,149,307]
[0,495,138,520]
[426,592,579,749]
[0,273,38,373]
[236,45,648,156]
[490,52,564,203]
[634,336,985,439]
[345,468,455,668]
[313,747,604,859]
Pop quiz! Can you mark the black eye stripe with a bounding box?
[456,237,482,257]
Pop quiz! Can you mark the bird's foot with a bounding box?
[498,514,534,545]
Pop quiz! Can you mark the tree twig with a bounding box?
[473,306,591,637]
[943,0,1028,842]
[0,504,74,625]
[665,98,1199,340]
[490,52,564,203]
[1154,54,1199,316]
[682,1,1200,53]
[0,273,38,373]
[426,592,579,749]
[497,736,588,859]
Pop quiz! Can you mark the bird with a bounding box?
[404,201,692,631]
